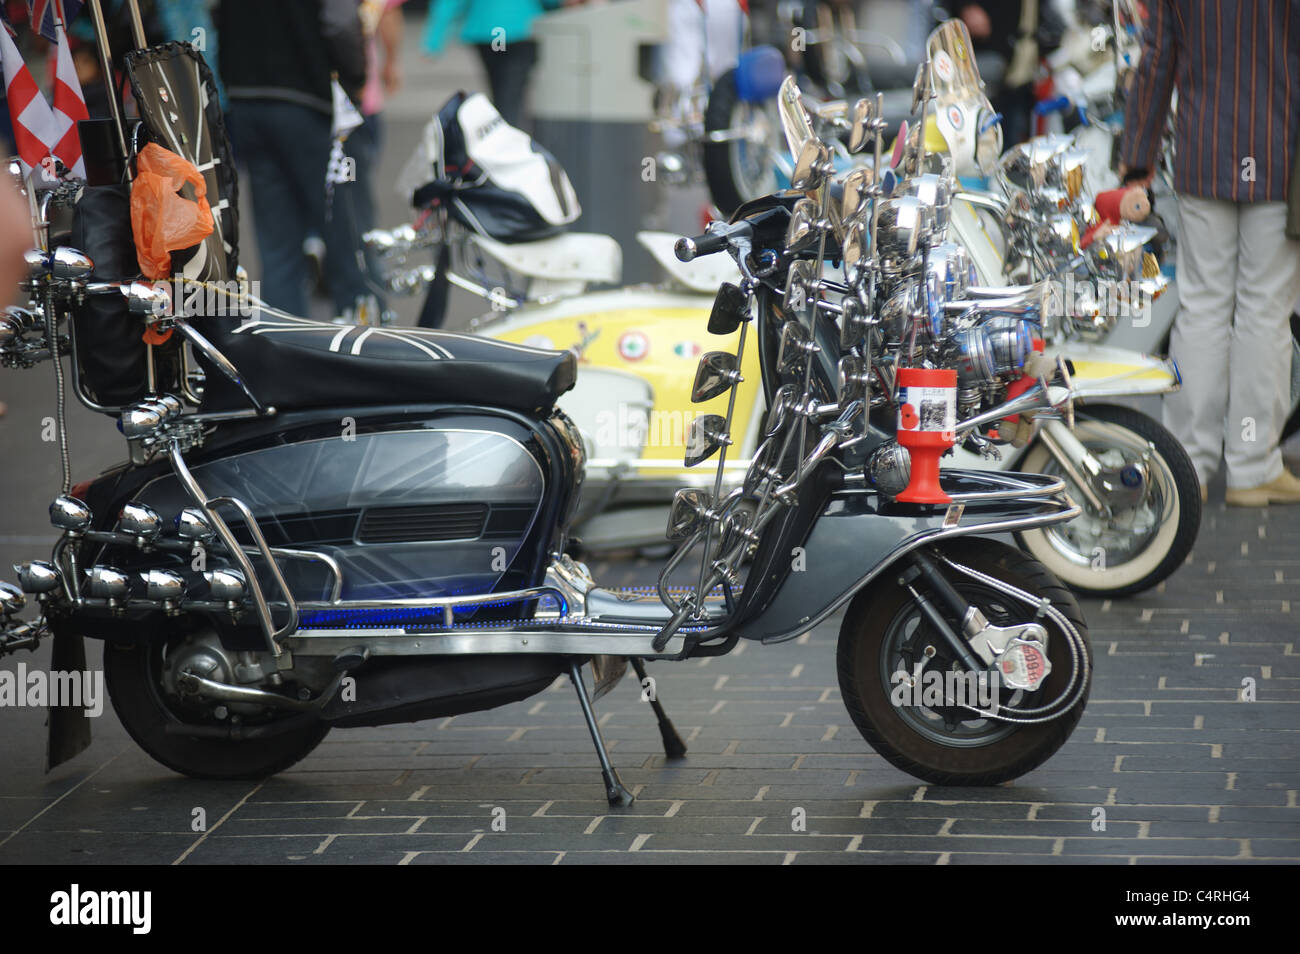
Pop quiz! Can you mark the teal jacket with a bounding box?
[424,0,562,53]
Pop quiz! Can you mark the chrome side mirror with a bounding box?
[691,352,741,403]
[838,355,869,406]
[790,138,833,192]
[842,219,868,267]
[847,98,876,154]
[783,259,818,314]
[684,414,731,468]
[777,320,814,375]
[839,168,873,224]
[777,75,814,158]
[839,296,869,350]
[785,198,822,252]
[666,489,712,540]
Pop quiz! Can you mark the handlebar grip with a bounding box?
[675,231,730,262]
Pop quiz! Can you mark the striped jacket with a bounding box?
[1119,0,1299,202]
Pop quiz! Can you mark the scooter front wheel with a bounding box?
[1014,404,1200,598]
[837,538,1091,786]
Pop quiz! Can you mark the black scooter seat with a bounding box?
[194,312,577,414]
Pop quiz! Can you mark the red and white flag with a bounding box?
[50,16,88,177]
[0,23,55,176]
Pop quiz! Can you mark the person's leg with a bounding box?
[1223,201,1300,487]
[231,102,331,316]
[324,116,382,316]
[476,40,536,128]
[1163,194,1239,486]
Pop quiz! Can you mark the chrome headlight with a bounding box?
[896,173,954,235]
[982,314,1037,374]
[874,195,928,269]
[926,242,974,301]
[1088,223,1156,281]
[1037,212,1080,264]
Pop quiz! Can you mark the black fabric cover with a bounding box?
[68,184,148,407]
[195,316,577,415]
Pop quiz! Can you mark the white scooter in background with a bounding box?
[911,20,1201,597]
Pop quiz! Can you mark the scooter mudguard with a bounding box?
[733,470,1079,644]
[1053,342,1179,399]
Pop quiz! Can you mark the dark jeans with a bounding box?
[227,100,331,317]
[324,114,385,316]
[474,39,537,130]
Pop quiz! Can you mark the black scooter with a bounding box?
[0,8,1091,804]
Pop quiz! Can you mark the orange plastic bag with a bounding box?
[130,142,215,279]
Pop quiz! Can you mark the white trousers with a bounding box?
[1164,197,1300,488]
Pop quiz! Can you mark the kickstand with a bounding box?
[568,660,635,807]
[631,657,687,760]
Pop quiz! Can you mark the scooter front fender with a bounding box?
[732,470,1080,644]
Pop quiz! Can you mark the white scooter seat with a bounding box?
[469,232,622,285]
[637,231,741,293]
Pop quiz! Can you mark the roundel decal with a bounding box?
[933,50,954,83]
[947,104,964,130]
[618,331,649,361]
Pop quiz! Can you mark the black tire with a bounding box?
[702,70,778,219]
[1014,404,1200,598]
[1281,315,1300,441]
[837,537,1091,786]
[104,637,330,781]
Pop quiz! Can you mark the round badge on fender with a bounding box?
[618,331,649,362]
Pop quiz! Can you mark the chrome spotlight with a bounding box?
[205,568,247,605]
[0,581,25,615]
[175,507,214,541]
[49,495,93,534]
[118,502,163,541]
[50,247,94,281]
[121,403,165,440]
[86,566,131,601]
[14,560,62,594]
[866,442,911,498]
[141,568,186,606]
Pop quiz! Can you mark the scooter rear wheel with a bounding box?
[105,634,330,781]
[837,538,1091,786]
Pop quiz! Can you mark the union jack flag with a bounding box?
[28,1,84,43]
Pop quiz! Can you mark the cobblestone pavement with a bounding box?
[1,497,1297,865]
[1,25,1297,866]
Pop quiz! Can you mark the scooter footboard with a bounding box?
[732,470,1080,644]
